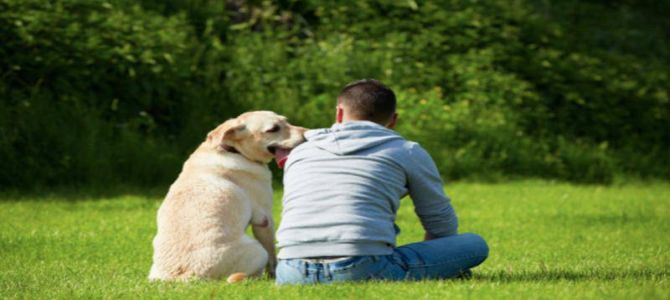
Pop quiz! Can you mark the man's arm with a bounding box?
[405,143,458,238]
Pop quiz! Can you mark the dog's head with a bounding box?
[206,111,307,165]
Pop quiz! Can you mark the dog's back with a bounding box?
[148,111,306,281]
[149,146,267,281]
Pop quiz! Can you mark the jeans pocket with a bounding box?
[330,256,376,273]
[276,260,308,285]
[326,255,406,282]
[367,256,406,281]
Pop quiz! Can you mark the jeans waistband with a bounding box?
[302,256,350,263]
[280,255,380,269]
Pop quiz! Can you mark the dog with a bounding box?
[148,111,306,282]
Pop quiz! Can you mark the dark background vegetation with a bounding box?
[1,0,669,188]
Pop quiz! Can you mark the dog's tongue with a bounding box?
[274,148,291,169]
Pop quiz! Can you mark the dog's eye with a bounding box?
[266,124,280,133]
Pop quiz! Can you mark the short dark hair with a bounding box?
[337,79,396,124]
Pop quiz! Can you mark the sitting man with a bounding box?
[275,79,488,284]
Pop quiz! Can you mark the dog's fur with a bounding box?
[148,111,305,281]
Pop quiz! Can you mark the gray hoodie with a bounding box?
[276,121,458,259]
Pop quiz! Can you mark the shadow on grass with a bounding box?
[476,269,670,282]
[0,181,287,202]
[0,185,169,202]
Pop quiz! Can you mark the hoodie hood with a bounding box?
[304,121,403,155]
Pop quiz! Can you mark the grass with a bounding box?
[1,181,669,299]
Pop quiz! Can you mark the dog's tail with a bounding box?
[226,272,247,283]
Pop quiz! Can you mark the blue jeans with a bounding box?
[275,233,488,285]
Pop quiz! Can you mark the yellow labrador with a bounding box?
[149,111,305,282]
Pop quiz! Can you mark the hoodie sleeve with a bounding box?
[405,143,458,237]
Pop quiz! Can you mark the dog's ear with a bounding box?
[207,121,246,144]
[221,123,246,141]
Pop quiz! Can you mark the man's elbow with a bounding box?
[423,216,458,238]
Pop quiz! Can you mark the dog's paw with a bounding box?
[265,266,276,279]
[226,272,247,283]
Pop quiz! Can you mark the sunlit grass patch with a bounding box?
[1,181,668,299]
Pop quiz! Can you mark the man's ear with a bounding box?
[336,105,344,123]
[385,113,398,129]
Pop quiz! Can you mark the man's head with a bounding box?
[336,79,398,128]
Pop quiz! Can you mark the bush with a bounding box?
[1,0,668,188]
[0,0,234,187]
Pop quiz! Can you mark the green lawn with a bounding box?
[1,181,669,299]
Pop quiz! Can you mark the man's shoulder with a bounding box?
[367,138,430,166]
[398,140,437,166]
[289,138,320,154]
[397,139,425,155]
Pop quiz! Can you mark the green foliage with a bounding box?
[0,0,235,187]
[1,0,668,187]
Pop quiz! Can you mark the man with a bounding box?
[275,79,488,284]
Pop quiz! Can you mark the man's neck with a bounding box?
[339,118,392,129]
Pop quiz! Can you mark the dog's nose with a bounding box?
[295,126,308,136]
